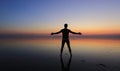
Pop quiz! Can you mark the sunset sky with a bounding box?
[1,0,120,35]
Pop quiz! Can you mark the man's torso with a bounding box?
[61,28,70,39]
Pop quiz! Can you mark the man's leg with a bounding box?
[66,39,72,56]
[61,39,65,56]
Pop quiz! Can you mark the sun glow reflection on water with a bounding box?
[0,38,120,58]
[0,38,120,70]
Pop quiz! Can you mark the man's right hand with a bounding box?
[51,33,54,35]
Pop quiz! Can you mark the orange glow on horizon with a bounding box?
[0,24,120,35]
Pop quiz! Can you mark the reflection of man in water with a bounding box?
[51,24,82,56]
[60,55,72,71]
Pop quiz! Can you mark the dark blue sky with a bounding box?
[0,0,120,34]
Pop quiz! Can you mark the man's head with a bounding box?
[64,24,68,28]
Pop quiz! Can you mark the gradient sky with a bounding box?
[0,0,120,35]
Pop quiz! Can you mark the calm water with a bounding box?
[0,38,120,71]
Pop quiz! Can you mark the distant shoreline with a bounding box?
[0,34,120,40]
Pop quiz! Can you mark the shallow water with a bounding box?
[0,38,120,71]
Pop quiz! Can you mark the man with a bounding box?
[51,24,82,56]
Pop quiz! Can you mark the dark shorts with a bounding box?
[62,38,69,42]
[62,38,68,40]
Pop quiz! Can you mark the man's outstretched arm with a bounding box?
[51,30,62,35]
[69,30,82,35]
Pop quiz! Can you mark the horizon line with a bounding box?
[0,34,120,39]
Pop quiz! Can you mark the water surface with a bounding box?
[0,38,120,71]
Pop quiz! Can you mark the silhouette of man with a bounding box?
[51,24,82,56]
